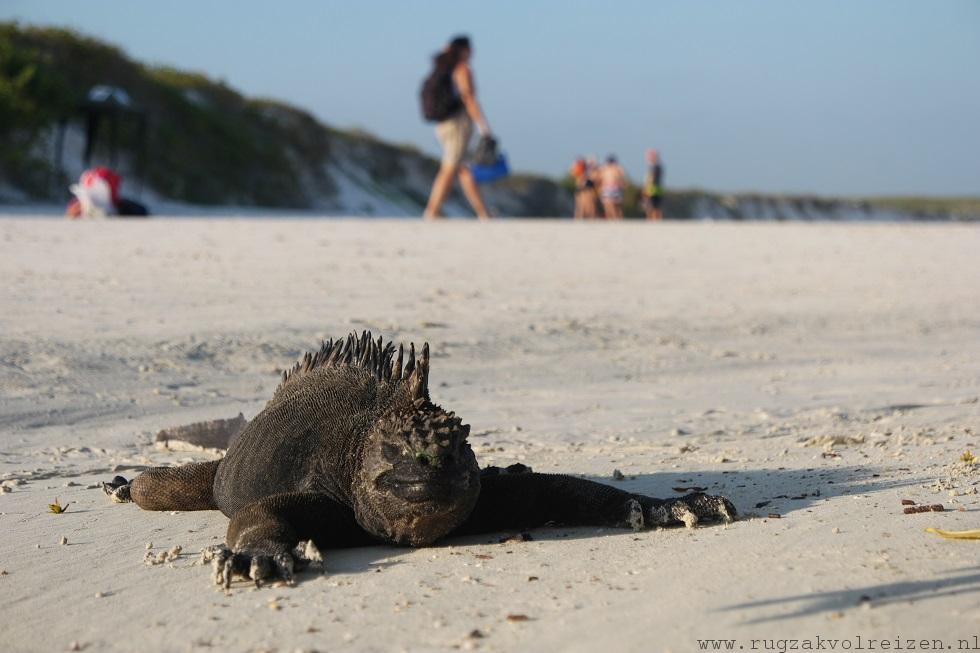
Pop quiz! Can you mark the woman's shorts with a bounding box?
[435,112,474,167]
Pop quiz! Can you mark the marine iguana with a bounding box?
[104,331,735,588]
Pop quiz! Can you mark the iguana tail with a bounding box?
[155,414,247,451]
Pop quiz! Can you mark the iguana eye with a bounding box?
[415,453,432,467]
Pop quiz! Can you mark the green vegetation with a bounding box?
[0,22,333,205]
[0,24,75,195]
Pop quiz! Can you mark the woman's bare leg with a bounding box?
[424,163,460,220]
[457,166,489,220]
[583,193,597,219]
[609,200,624,219]
[601,200,615,219]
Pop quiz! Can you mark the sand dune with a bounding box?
[1,218,978,652]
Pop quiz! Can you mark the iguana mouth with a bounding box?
[377,471,471,503]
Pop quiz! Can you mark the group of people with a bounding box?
[421,35,666,222]
[64,35,659,222]
[569,149,664,220]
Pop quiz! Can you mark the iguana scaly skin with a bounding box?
[104,332,735,588]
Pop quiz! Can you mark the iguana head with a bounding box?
[354,343,480,546]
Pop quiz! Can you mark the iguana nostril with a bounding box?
[382,443,402,461]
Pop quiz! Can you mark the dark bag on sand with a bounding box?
[472,135,499,167]
[420,69,462,122]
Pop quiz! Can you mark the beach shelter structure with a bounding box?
[51,85,149,196]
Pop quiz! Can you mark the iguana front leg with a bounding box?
[103,460,220,510]
[454,472,735,536]
[208,492,374,589]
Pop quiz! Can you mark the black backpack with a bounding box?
[420,68,462,122]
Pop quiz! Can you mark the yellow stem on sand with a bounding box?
[925,527,980,540]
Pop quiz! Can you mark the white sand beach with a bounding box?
[1,218,979,653]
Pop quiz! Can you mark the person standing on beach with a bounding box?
[642,148,665,220]
[586,156,604,218]
[421,36,491,220]
[599,155,628,219]
[570,157,598,219]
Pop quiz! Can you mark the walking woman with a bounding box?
[421,36,491,220]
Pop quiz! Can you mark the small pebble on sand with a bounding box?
[60,536,68,545]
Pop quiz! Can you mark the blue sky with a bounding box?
[4,0,979,196]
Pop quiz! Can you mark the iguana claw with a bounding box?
[201,541,324,590]
[101,475,132,503]
[625,498,645,531]
[642,492,736,529]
